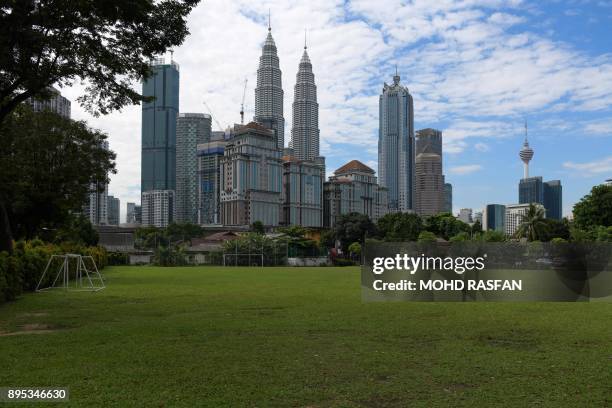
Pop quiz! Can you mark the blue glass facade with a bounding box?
[141,61,180,193]
[519,176,543,205]
[485,204,506,232]
[544,180,562,220]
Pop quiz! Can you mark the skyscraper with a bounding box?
[282,156,324,228]
[26,86,71,118]
[458,208,473,224]
[197,138,226,225]
[443,183,453,214]
[107,195,120,226]
[175,113,212,224]
[519,176,544,204]
[126,202,138,224]
[505,203,545,236]
[141,57,180,193]
[290,39,319,161]
[415,151,444,217]
[544,180,562,220]
[219,122,283,226]
[83,140,109,225]
[142,190,175,228]
[378,70,415,212]
[483,204,506,232]
[254,21,284,149]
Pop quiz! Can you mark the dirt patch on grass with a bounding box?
[17,312,49,318]
[0,323,60,337]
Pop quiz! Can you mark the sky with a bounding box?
[61,0,612,222]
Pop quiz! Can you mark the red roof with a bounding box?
[334,160,374,175]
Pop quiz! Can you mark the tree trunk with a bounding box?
[0,199,13,254]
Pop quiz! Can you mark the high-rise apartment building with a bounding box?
[176,113,212,224]
[126,202,138,224]
[443,183,453,214]
[378,71,415,212]
[323,160,388,228]
[83,140,109,225]
[219,122,283,227]
[26,87,71,119]
[142,190,175,228]
[254,23,284,149]
[282,156,324,227]
[197,138,226,225]
[483,204,506,232]
[505,203,545,236]
[290,41,319,161]
[107,195,120,226]
[141,57,180,194]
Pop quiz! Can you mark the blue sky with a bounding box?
[64,0,612,221]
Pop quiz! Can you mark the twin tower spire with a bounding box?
[253,18,319,161]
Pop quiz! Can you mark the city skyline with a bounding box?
[59,1,612,221]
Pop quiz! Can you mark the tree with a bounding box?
[573,185,612,229]
[0,107,115,246]
[0,0,200,252]
[515,204,547,241]
[334,213,376,251]
[166,222,203,244]
[449,232,470,242]
[424,213,470,240]
[377,212,422,241]
[54,214,99,246]
[539,218,571,242]
[479,230,507,242]
[348,242,361,260]
[417,231,437,243]
[250,221,265,235]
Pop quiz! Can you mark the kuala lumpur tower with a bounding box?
[519,122,534,179]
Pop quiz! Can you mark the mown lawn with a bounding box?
[1,266,611,407]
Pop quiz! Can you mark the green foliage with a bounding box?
[449,232,470,242]
[54,214,99,246]
[377,212,423,241]
[424,213,470,240]
[0,107,116,244]
[571,225,612,242]
[573,185,612,228]
[538,218,571,242]
[417,231,437,243]
[165,222,204,244]
[107,252,130,266]
[135,226,168,249]
[479,230,507,242]
[514,204,548,241]
[333,213,376,251]
[250,221,265,235]
[320,229,336,249]
[222,233,287,266]
[278,225,307,238]
[154,245,187,267]
[332,258,356,267]
[348,242,362,257]
[551,237,568,244]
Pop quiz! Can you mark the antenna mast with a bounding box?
[240,78,248,125]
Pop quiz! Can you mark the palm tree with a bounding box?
[514,204,547,241]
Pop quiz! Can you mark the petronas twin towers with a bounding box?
[254,22,319,160]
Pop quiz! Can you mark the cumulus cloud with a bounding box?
[563,156,612,175]
[449,164,483,175]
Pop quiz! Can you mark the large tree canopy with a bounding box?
[0,106,115,242]
[573,184,612,229]
[0,0,199,122]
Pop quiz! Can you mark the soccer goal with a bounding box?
[36,254,105,292]
[222,253,264,267]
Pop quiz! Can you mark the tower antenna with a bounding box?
[240,78,248,125]
[268,9,271,31]
[304,28,307,49]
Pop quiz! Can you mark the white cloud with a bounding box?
[563,156,612,175]
[449,164,483,175]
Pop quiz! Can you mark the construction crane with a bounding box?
[240,78,248,125]
[202,100,223,131]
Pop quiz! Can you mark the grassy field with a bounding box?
[1,266,611,407]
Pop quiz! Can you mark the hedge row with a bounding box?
[0,240,107,304]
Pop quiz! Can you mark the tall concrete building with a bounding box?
[219,122,283,227]
[378,70,415,212]
[141,57,180,194]
[416,128,442,156]
[519,176,544,204]
[197,138,226,225]
[83,140,109,226]
[282,156,324,227]
[142,190,175,228]
[107,195,120,226]
[443,183,453,214]
[415,130,444,217]
[458,208,473,224]
[323,160,388,228]
[505,203,545,236]
[254,22,284,149]
[483,204,506,232]
[27,86,71,118]
[290,40,319,161]
[175,113,212,224]
[126,202,139,224]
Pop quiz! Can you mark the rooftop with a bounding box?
[334,160,375,175]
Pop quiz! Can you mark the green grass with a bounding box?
[1,266,611,407]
